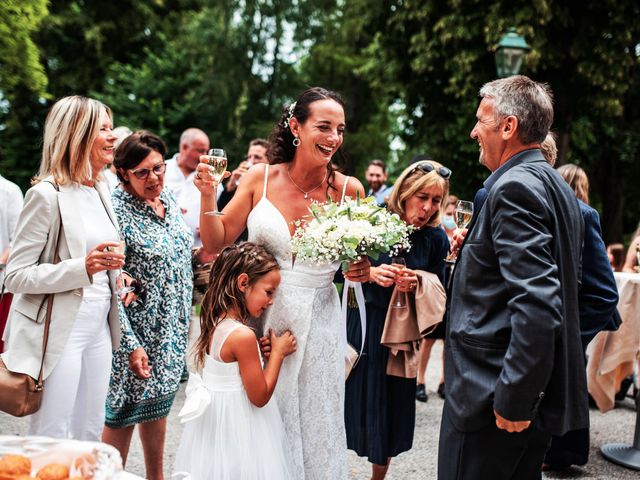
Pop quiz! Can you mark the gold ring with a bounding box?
[196,172,201,180]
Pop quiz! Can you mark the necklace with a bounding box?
[287,167,327,199]
[146,199,163,215]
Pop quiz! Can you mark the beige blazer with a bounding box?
[1,178,121,380]
[381,270,446,378]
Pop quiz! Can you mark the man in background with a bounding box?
[165,127,212,248]
[365,159,393,205]
[218,138,269,211]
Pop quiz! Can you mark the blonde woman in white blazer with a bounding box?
[2,96,136,441]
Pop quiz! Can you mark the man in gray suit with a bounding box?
[438,76,586,479]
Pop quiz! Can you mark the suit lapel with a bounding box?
[57,183,87,259]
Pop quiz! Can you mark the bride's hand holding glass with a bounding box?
[194,155,231,197]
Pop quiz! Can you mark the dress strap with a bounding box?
[340,176,350,204]
[212,319,246,362]
[262,163,270,198]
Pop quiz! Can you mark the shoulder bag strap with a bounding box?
[35,181,63,387]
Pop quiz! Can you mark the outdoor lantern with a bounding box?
[494,28,531,77]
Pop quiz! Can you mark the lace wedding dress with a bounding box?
[246,164,348,479]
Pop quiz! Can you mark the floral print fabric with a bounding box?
[105,188,193,427]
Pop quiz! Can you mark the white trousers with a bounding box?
[28,297,112,441]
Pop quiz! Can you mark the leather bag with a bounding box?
[0,181,61,417]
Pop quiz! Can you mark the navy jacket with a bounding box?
[446,149,587,436]
[471,192,620,348]
[577,200,620,346]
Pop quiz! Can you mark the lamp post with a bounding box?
[495,28,530,77]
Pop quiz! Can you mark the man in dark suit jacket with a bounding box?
[438,76,587,480]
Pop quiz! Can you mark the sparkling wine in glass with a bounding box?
[391,257,407,309]
[204,148,227,216]
[446,200,474,263]
[455,200,474,229]
[107,240,134,294]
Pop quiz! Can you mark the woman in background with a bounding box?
[103,131,193,480]
[2,96,127,440]
[345,160,450,479]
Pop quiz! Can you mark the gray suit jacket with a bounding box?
[2,178,121,380]
[445,149,588,436]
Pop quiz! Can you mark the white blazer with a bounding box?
[1,178,121,380]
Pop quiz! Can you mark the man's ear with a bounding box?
[501,115,519,141]
[237,273,249,292]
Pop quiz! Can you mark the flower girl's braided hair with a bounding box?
[195,242,279,370]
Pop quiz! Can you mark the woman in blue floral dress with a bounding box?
[103,131,193,480]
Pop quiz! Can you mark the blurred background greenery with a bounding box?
[1,0,638,242]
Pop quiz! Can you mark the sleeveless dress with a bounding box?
[173,319,292,480]
[246,164,349,479]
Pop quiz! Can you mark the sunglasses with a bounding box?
[412,161,452,180]
[129,162,167,180]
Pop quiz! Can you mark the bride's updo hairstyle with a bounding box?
[268,86,347,194]
[195,242,279,370]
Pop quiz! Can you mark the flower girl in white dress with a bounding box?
[174,242,296,480]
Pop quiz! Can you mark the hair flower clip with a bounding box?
[283,102,296,129]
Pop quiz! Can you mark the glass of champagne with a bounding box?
[107,240,134,294]
[446,200,474,263]
[391,257,407,309]
[203,148,227,216]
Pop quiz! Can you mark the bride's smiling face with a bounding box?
[290,99,345,166]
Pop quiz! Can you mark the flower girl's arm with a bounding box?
[229,328,296,408]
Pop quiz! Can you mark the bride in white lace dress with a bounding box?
[196,87,370,479]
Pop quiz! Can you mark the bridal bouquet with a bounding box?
[291,194,413,269]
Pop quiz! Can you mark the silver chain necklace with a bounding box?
[287,167,327,199]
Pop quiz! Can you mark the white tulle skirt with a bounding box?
[173,369,293,480]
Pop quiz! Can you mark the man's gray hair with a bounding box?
[479,75,553,145]
[180,127,208,147]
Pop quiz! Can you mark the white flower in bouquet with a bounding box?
[291,194,413,269]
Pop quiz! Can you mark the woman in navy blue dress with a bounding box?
[345,160,450,479]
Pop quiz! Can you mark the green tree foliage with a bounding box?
[0,0,637,243]
[0,0,49,100]
[0,1,49,188]
[0,0,202,189]
[357,0,640,241]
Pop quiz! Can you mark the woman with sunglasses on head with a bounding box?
[102,131,193,480]
[345,160,451,479]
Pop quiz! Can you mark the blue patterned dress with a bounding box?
[105,188,193,427]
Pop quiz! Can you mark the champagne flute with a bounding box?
[391,257,407,309]
[445,200,474,263]
[203,148,227,216]
[107,240,134,294]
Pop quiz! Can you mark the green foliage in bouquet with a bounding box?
[292,192,413,270]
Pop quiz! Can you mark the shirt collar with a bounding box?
[483,148,544,192]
